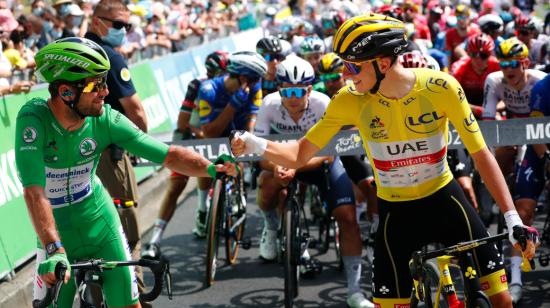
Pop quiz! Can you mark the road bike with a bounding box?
[32,257,171,308]
[410,227,535,308]
[205,156,250,286]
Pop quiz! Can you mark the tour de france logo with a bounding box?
[23,127,37,143]
[79,138,97,157]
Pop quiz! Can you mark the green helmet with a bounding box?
[35,37,110,83]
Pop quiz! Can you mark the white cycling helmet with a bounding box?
[276,55,315,85]
[227,51,268,79]
[478,14,504,33]
[279,39,293,57]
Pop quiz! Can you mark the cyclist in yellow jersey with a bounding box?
[230,14,538,308]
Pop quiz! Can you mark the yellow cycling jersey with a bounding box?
[305,68,486,201]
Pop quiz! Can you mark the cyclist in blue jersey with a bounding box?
[192,51,267,237]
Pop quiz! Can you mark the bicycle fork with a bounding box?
[436,256,463,308]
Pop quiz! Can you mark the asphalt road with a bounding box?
[143,189,550,308]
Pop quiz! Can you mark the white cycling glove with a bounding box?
[233,131,268,156]
[504,209,524,247]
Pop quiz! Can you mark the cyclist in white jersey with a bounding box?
[481,37,547,303]
[254,55,373,308]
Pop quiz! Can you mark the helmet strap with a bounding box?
[370,61,385,94]
[62,91,86,119]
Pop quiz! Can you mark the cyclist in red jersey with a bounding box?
[452,33,500,118]
[445,4,480,64]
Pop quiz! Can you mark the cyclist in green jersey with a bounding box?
[15,37,236,308]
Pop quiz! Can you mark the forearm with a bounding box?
[263,138,316,170]
[296,156,333,172]
[246,115,256,132]
[163,145,212,177]
[23,188,61,247]
[121,94,148,132]
[177,112,191,132]
[202,105,235,138]
[532,143,548,158]
[471,147,515,213]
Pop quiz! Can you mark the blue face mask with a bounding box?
[50,29,62,39]
[43,21,53,33]
[25,34,40,48]
[101,27,126,47]
[72,15,83,27]
[32,7,44,16]
[59,4,70,17]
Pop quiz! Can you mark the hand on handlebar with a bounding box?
[511,225,540,260]
[207,154,238,178]
[38,253,71,287]
[229,130,267,157]
[274,165,295,186]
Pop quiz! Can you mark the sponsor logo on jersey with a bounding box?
[79,138,97,157]
[378,98,390,107]
[403,97,416,106]
[426,77,449,93]
[199,100,212,117]
[500,274,507,283]
[405,111,444,134]
[120,68,131,82]
[23,127,37,143]
[463,112,479,133]
[370,116,384,129]
[370,116,388,139]
[481,281,490,291]
[374,146,446,171]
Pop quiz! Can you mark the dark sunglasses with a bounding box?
[98,16,131,31]
[279,87,307,98]
[469,52,490,60]
[499,60,521,69]
[343,61,362,75]
[518,29,532,36]
[80,77,108,93]
[320,73,342,82]
[263,53,284,62]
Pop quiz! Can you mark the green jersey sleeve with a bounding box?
[106,107,170,164]
[15,104,46,187]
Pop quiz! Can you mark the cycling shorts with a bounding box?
[33,201,139,307]
[447,149,473,179]
[372,179,507,305]
[296,157,356,213]
[340,155,374,184]
[514,145,546,201]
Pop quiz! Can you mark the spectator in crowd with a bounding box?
[445,4,480,64]
[3,27,35,69]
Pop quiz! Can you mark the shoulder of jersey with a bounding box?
[485,70,504,83]
[263,91,281,106]
[310,90,330,102]
[21,97,49,113]
[527,69,547,81]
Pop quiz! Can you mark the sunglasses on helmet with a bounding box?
[499,60,521,69]
[320,73,342,82]
[279,87,307,98]
[469,52,490,60]
[98,16,131,31]
[263,53,284,62]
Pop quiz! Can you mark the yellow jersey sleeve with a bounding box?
[305,86,359,149]
[442,74,486,154]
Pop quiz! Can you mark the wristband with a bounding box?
[239,131,268,155]
[207,163,217,178]
[504,209,523,245]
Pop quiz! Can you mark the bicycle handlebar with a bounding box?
[31,258,171,308]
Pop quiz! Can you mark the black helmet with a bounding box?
[256,36,283,55]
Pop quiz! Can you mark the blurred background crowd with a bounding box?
[0,0,547,96]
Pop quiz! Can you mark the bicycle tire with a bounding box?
[206,179,224,286]
[284,200,299,307]
[472,292,491,308]
[225,178,246,264]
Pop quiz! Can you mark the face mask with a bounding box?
[72,15,83,27]
[43,21,53,33]
[59,4,70,17]
[50,29,62,39]
[32,7,44,16]
[24,34,39,48]
[101,27,126,47]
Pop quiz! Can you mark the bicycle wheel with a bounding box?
[332,219,343,271]
[423,261,449,308]
[472,292,491,308]
[225,178,246,264]
[283,200,299,307]
[206,179,224,286]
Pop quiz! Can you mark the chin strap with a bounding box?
[63,91,86,119]
[369,61,386,94]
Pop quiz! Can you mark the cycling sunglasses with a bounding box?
[263,53,285,62]
[343,58,378,75]
[320,73,342,82]
[499,60,521,69]
[81,77,108,93]
[98,16,131,31]
[469,52,490,60]
[279,87,307,98]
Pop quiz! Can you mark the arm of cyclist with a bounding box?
[23,186,71,286]
[481,73,500,120]
[444,76,539,255]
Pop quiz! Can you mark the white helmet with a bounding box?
[478,14,504,33]
[276,55,315,85]
[279,39,293,57]
[227,51,268,79]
